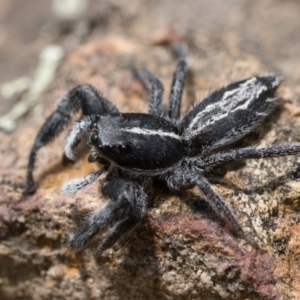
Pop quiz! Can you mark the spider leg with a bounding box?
[97,179,147,253]
[194,143,300,170]
[61,164,110,195]
[134,68,164,116]
[164,162,262,247]
[24,84,118,195]
[68,178,147,253]
[193,176,244,237]
[96,214,141,253]
[168,43,188,121]
[166,169,244,238]
[68,196,129,253]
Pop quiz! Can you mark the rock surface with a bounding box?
[1,1,300,300]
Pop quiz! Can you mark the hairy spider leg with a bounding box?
[195,177,244,235]
[25,84,119,195]
[61,165,110,195]
[97,178,147,253]
[165,167,244,238]
[194,143,300,170]
[168,43,188,121]
[62,115,94,161]
[134,68,164,116]
[68,179,147,253]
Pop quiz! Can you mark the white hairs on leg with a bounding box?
[64,116,92,161]
[62,166,109,195]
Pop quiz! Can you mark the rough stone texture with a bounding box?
[1,1,300,300]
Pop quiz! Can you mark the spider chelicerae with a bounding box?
[24,43,300,254]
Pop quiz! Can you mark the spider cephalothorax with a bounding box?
[24,43,300,253]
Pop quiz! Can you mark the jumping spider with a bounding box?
[25,43,300,254]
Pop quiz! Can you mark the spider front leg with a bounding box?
[24,84,118,195]
[68,178,147,254]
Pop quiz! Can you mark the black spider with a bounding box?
[24,43,300,254]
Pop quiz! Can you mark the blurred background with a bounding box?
[1,0,300,118]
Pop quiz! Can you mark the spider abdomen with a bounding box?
[92,113,185,171]
[180,75,282,156]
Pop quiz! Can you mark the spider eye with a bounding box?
[91,133,98,144]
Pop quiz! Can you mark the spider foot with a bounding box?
[23,182,39,196]
[228,222,259,249]
[23,175,39,196]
